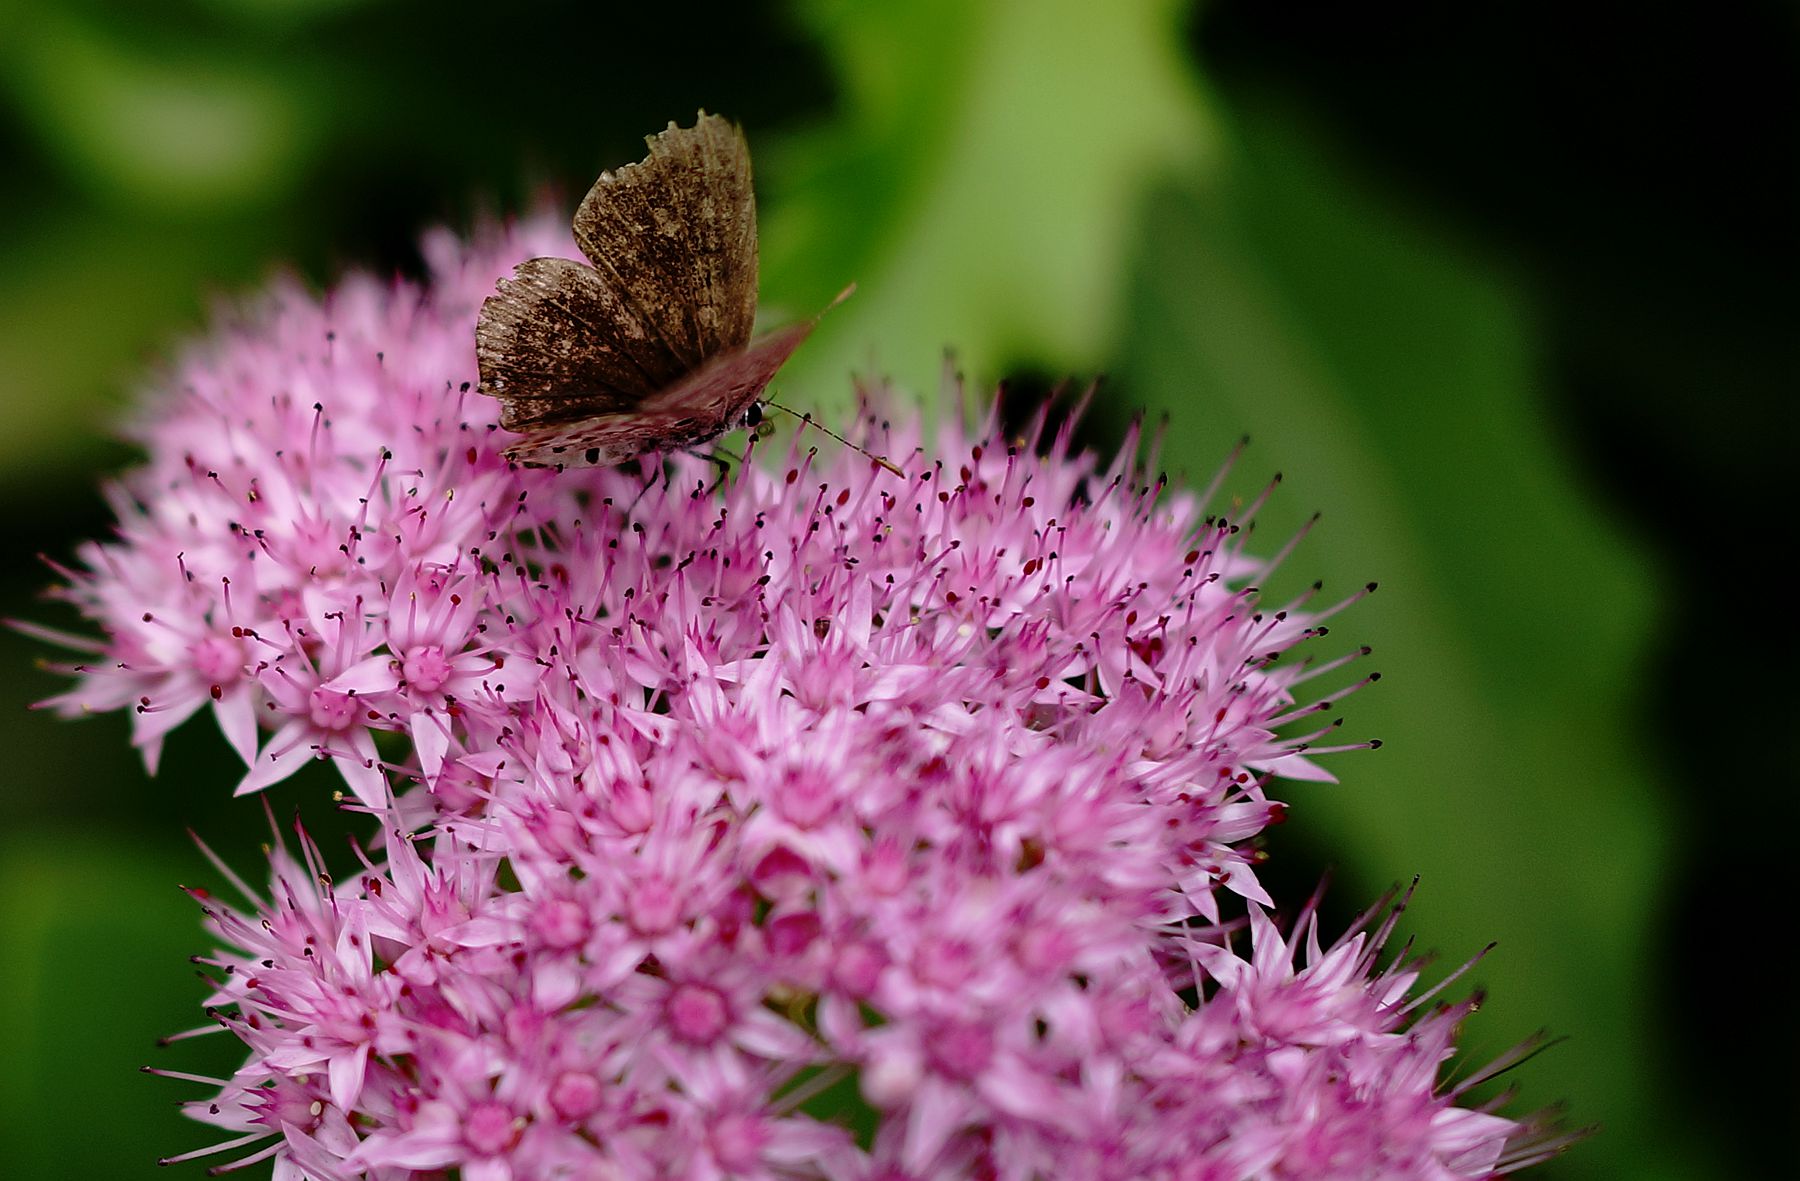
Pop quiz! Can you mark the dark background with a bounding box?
[1,1,1790,1176]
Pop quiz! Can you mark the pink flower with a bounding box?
[56,214,1567,1178]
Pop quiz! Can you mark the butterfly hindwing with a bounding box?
[480,113,842,470]
[502,320,815,468]
[476,257,689,431]
[571,114,758,370]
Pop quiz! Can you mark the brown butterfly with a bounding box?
[477,112,859,470]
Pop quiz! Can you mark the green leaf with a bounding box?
[0,212,257,480]
[1118,91,1703,1179]
[763,0,1216,408]
[1,7,324,209]
[0,834,237,1178]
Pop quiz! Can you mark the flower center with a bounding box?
[774,766,835,828]
[307,686,359,731]
[709,1113,767,1169]
[667,983,729,1044]
[548,1071,603,1122]
[462,1100,521,1156]
[832,941,885,997]
[626,875,681,935]
[402,644,453,693]
[927,1020,994,1081]
[189,634,244,685]
[528,897,589,950]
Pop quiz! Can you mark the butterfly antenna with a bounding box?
[765,401,904,477]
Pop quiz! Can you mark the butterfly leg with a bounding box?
[622,461,668,516]
[683,447,738,498]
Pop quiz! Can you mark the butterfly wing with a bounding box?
[501,320,814,468]
[571,113,758,368]
[476,257,690,431]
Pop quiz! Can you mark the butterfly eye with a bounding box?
[742,403,763,429]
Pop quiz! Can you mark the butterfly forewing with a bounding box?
[476,258,682,431]
[501,320,816,469]
[478,112,833,470]
[571,114,758,369]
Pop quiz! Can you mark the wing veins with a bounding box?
[529,266,672,397]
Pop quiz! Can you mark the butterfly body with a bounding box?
[477,113,822,469]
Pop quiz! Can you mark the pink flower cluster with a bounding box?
[44,216,1556,1179]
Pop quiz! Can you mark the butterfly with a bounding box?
[475,112,854,470]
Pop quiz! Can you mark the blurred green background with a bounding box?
[1,1,1789,1176]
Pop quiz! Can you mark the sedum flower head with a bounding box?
[45,216,1559,1178]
